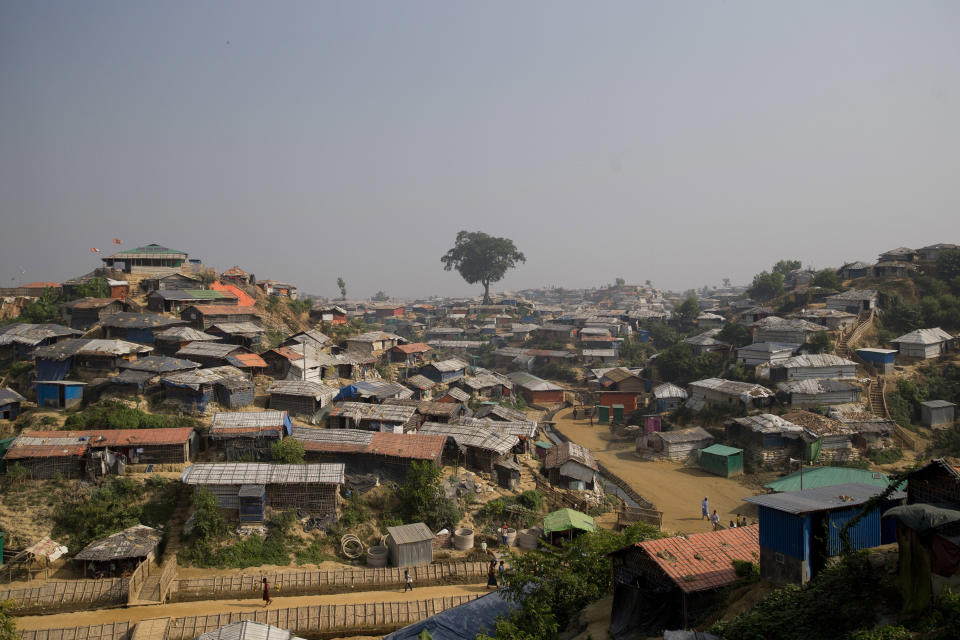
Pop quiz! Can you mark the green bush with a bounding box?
[64,400,199,430]
[270,438,305,464]
[732,559,759,580]
[850,626,911,640]
[295,539,330,565]
[866,447,903,465]
[398,461,462,531]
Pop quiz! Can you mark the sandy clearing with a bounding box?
[15,583,489,630]
[552,408,759,534]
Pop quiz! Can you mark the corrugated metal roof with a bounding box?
[636,525,759,593]
[729,414,803,434]
[544,441,598,470]
[744,482,906,515]
[457,417,537,439]
[653,383,688,400]
[120,356,201,373]
[392,342,433,354]
[700,444,742,457]
[33,339,153,361]
[107,243,186,258]
[154,326,219,342]
[328,401,417,423]
[689,378,774,398]
[160,365,247,388]
[388,522,433,544]
[99,312,186,329]
[419,422,519,455]
[176,342,243,358]
[268,380,338,400]
[16,428,194,447]
[827,289,879,301]
[405,374,436,390]
[745,482,906,514]
[0,323,82,347]
[425,358,468,373]
[775,354,857,369]
[210,322,265,336]
[188,305,261,317]
[506,371,564,392]
[441,388,470,402]
[893,327,954,345]
[181,462,345,485]
[777,379,860,394]
[0,387,27,404]
[211,411,289,433]
[765,467,892,493]
[473,404,527,422]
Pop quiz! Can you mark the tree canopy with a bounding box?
[812,268,842,290]
[336,277,347,299]
[747,270,785,301]
[441,231,525,304]
[937,248,960,282]
[675,296,700,322]
[773,259,802,276]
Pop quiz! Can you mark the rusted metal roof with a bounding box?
[392,342,433,354]
[634,525,759,593]
[74,525,162,562]
[226,353,268,368]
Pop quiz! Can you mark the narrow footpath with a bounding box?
[15,583,489,630]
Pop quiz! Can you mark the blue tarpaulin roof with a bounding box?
[382,591,519,640]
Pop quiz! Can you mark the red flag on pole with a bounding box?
[90,247,101,253]
[112,238,121,245]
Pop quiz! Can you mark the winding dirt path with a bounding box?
[15,583,489,630]
[552,408,758,534]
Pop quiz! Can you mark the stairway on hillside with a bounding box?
[869,377,888,418]
[836,309,874,359]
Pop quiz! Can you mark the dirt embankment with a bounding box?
[552,408,759,534]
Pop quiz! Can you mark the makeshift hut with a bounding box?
[418,422,518,472]
[0,323,81,359]
[210,411,293,461]
[725,414,806,467]
[34,380,86,409]
[386,523,434,567]
[175,342,250,368]
[160,366,250,412]
[544,441,600,491]
[744,483,905,584]
[1,538,68,582]
[2,431,89,478]
[685,378,774,411]
[152,326,219,356]
[180,462,344,514]
[543,508,595,545]
[768,354,858,382]
[62,298,125,330]
[637,427,714,461]
[99,312,188,344]
[776,379,863,407]
[921,400,957,429]
[736,342,799,367]
[33,339,152,379]
[293,427,445,480]
[327,402,419,433]
[0,388,26,421]
[652,383,687,413]
[781,410,859,463]
[506,371,566,405]
[73,525,162,578]
[404,374,436,400]
[268,380,338,416]
[892,328,955,360]
[698,444,744,477]
[608,526,759,636]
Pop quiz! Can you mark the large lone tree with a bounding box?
[441,231,525,304]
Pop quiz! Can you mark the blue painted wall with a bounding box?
[758,506,806,559]
[36,358,71,381]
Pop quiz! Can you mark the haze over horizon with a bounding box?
[2,2,959,299]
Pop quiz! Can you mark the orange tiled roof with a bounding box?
[392,343,433,354]
[638,525,759,593]
[229,353,268,368]
[367,432,446,460]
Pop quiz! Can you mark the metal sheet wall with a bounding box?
[827,506,881,556]
[758,506,805,559]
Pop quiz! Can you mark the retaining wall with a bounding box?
[0,578,127,615]
[19,623,131,640]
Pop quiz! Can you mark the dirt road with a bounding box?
[15,583,489,630]
[552,408,758,534]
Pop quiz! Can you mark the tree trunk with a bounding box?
[482,280,491,305]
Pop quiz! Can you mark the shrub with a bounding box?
[270,438,305,464]
[732,559,759,580]
[398,461,462,531]
[866,447,903,465]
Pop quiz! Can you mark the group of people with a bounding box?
[486,557,506,589]
[701,496,748,530]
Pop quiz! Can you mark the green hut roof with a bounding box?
[543,508,595,535]
[700,444,743,457]
[765,466,900,493]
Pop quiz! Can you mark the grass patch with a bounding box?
[63,399,201,430]
[295,539,331,565]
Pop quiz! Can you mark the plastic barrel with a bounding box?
[453,528,475,550]
[366,545,388,567]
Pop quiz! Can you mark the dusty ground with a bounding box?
[14,583,489,630]
[552,408,759,534]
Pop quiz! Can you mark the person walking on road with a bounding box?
[487,559,499,589]
[403,569,413,592]
[710,510,720,529]
[261,577,272,606]
[498,560,506,589]
[701,497,709,520]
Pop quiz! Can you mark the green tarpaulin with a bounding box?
[543,508,595,534]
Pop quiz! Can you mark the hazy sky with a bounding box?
[2,1,959,299]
